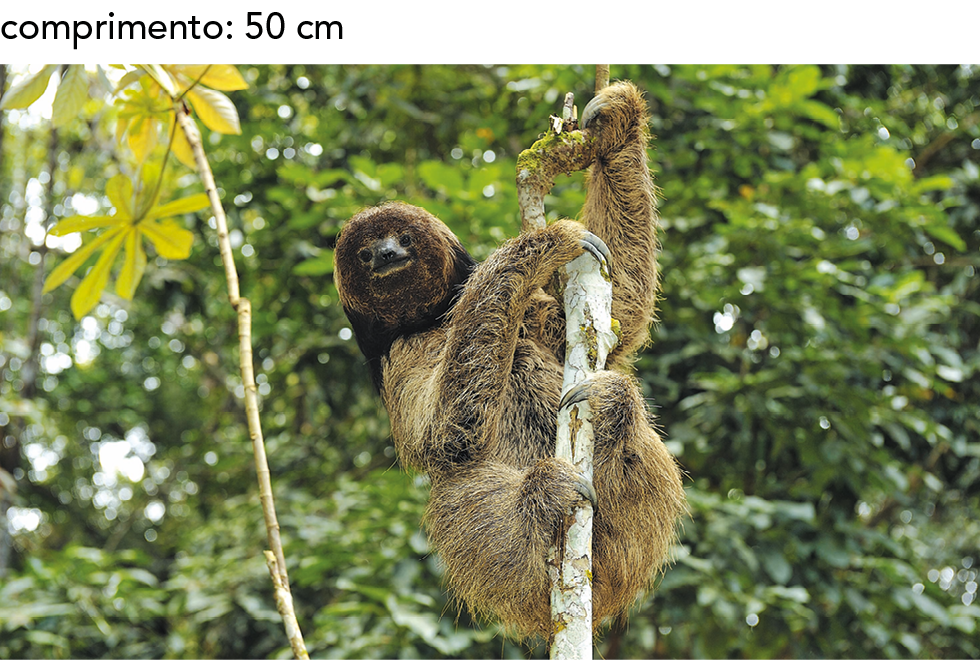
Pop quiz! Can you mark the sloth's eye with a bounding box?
[399,234,412,247]
[358,248,372,263]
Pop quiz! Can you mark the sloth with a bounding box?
[333,81,686,638]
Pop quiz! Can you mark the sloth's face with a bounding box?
[355,230,416,277]
[335,202,471,328]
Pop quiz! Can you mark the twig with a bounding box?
[174,102,309,660]
[516,123,595,232]
[595,66,610,94]
[562,92,575,124]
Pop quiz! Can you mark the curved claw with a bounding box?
[581,94,610,130]
[574,475,598,509]
[559,380,592,411]
[578,231,612,278]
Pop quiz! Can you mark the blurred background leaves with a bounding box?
[0,64,978,658]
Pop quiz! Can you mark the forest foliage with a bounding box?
[1,64,979,659]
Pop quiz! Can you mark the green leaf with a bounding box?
[122,567,160,587]
[386,595,439,642]
[773,500,816,521]
[784,65,823,97]
[51,65,89,127]
[376,162,405,188]
[922,222,967,252]
[913,175,954,193]
[760,548,793,585]
[768,585,811,604]
[0,65,58,110]
[798,100,840,129]
[24,630,69,649]
[909,591,951,625]
[418,161,465,196]
[0,602,75,624]
[293,255,334,276]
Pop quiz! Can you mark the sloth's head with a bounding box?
[335,202,475,330]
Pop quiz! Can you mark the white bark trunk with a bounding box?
[549,252,617,660]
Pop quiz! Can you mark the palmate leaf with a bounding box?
[43,171,203,317]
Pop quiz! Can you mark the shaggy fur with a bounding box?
[334,81,686,638]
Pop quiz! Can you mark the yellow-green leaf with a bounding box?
[0,65,58,110]
[923,222,967,252]
[48,215,122,236]
[147,194,211,220]
[171,122,198,169]
[105,175,134,219]
[113,69,144,94]
[116,227,147,300]
[115,115,130,145]
[51,65,89,127]
[914,175,954,193]
[799,100,840,130]
[176,65,249,91]
[127,115,158,164]
[136,162,165,217]
[141,219,194,259]
[140,64,178,97]
[70,231,126,319]
[185,87,241,135]
[43,226,125,294]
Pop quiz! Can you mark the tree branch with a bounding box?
[517,68,616,660]
[516,128,596,232]
[174,102,309,660]
[548,247,617,659]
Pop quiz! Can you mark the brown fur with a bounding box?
[333,81,686,638]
